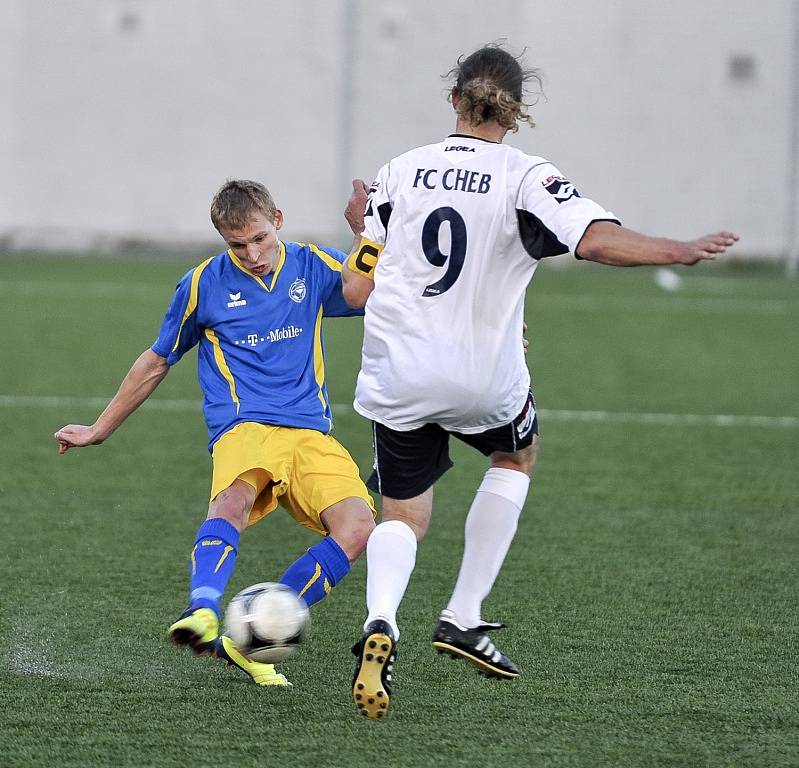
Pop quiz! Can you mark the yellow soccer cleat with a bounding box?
[351,619,396,719]
[168,607,219,653]
[214,635,292,688]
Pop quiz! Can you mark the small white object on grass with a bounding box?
[654,267,683,292]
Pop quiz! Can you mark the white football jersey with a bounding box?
[354,133,619,433]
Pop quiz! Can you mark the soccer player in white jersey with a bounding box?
[342,44,738,719]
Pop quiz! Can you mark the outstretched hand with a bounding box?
[54,424,102,454]
[344,179,369,236]
[679,231,739,264]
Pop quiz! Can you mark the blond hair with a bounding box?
[210,179,277,231]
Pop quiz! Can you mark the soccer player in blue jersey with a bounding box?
[54,179,376,687]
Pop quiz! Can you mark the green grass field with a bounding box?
[1,254,797,767]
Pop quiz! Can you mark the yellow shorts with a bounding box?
[210,422,375,535]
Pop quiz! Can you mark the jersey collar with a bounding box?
[227,241,286,292]
[447,133,501,144]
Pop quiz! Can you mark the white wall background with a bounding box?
[1,0,795,258]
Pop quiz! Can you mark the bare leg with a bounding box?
[320,497,376,562]
[206,478,258,532]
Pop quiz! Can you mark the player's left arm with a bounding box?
[342,178,377,308]
[342,247,378,308]
[310,242,365,318]
[342,171,390,308]
[576,221,739,266]
[344,179,368,237]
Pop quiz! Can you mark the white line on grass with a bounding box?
[5,394,797,429]
[536,408,799,429]
[0,280,792,314]
[531,294,791,316]
[0,279,169,300]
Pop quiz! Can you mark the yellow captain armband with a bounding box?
[346,237,383,280]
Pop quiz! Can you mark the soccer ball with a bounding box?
[224,582,309,663]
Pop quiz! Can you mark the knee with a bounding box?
[492,435,540,476]
[208,481,254,532]
[516,443,539,475]
[342,512,376,561]
[381,505,431,542]
[323,499,375,562]
[390,513,428,542]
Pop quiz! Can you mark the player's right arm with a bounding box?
[55,260,208,454]
[54,349,170,453]
[517,162,738,266]
[576,221,739,266]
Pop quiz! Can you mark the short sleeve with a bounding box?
[362,162,393,246]
[308,244,365,318]
[516,162,620,257]
[151,268,203,364]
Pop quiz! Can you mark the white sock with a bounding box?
[446,467,530,628]
[364,519,417,638]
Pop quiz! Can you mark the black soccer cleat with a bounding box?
[432,609,520,679]
[351,619,397,720]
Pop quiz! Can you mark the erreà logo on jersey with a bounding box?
[543,175,581,204]
[289,278,306,303]
[227,292,247,308]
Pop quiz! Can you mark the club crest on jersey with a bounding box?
[289,278,307,303]
[227,291,247,308]
[543,175,581,204]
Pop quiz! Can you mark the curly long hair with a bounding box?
[446,44,542,132]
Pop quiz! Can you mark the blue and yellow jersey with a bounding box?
[151,241,362,450]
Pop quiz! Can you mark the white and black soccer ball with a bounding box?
[224,582,309,663]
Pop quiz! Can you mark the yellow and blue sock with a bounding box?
[280,536,350,607]
[189,518,240,618]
